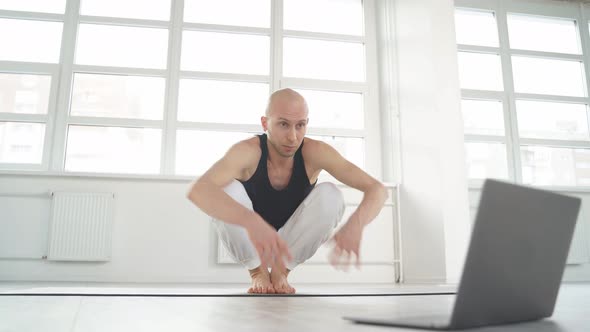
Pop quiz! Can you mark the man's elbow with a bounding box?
[374,182,388,203]
[186,180,203,204]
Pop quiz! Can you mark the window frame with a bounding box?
[0,0,383,180]
[0,10,63,170]
[455,0,590,189]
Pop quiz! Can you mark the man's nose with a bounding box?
[288,127,297,141]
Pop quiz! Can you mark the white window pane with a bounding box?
[512,56,586,97]
[508,14,580,54]
[465,142,508,179]
[71,73,165,120]
[0,73,51,114]
[521,146,590,186]
[65,126,161,174]
[457,52,503,91]
[181,31,269,75]
[0,18,63,63]
[80,0,171,21]
[307,135,364,170]
[283,38,364,82]
[284,0,363,36]
[177,80,268,124]
[295,89,364,129]
[516,100,589,141]
[184,0,270,28]
[0,122,45,164]
[175,130,254,175]
[0,0,65,13]
[461,99,504,136]
[454,9,499,47]
[76,24,168,69]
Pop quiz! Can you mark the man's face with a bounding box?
[262,98,309,158]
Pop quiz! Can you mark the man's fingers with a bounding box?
[329,243,360,271]
[329,244,344,269]
[341,250,351,272]
[272,251,287,272]
[259,255,268,271]
[353,248,361,270]
[255,244,264,265]
[261,246,272,270]
[269,243,283,270]
[329,250,337,267]
[277,238,293,262]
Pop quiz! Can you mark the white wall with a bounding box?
[0,0,473,285]
[6,0,585,286]
[0,174,397,283]
[384,0,471,283]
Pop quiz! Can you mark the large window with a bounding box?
[0,0,379,178]
[455,0,590,187]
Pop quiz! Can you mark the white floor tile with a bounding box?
[0,296,81,332]
[0,283,588,332]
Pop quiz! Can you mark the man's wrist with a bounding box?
[244,211,264,232]
[349,213,366,229]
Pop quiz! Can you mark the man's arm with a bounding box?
[312,141,389,269]
[315,141,388,227]
[186,141,292,270]
[186,141,259,229]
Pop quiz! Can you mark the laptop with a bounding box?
[344,179,581,330]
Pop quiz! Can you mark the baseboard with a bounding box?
[401,277,447,284]
[0,265,398,284]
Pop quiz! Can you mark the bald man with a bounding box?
[187,88,388,294]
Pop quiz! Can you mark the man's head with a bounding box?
[261,88,309,158]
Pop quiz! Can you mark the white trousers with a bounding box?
[212,180,345,270]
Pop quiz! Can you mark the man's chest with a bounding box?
[266,162,293,190]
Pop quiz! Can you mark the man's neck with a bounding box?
[266,141,294,169]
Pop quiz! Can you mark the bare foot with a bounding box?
[248,266,275,294]
[270,268,296,294]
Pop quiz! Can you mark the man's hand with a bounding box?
[246,218,293,271]
[329,213,364,271]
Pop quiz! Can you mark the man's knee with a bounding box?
[311,182,345,209]
[305,182,345,226]
[222,179,253,210]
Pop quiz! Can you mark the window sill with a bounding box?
[468,180,590,194]
[0,169,398,188]
[0,169,195,183]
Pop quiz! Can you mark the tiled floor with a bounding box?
[0,282,588,332]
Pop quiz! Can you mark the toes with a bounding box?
[249,284,276,294]
[248,286,263,294]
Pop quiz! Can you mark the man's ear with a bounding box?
[261,116,268,131]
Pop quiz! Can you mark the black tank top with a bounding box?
[239,134,316,230]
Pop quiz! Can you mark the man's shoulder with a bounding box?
[303,137,329,153]
[228,136,261,160]
[302,137,333,164]
[236,135,260,150]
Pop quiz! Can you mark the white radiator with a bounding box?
[47,192,114,261]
